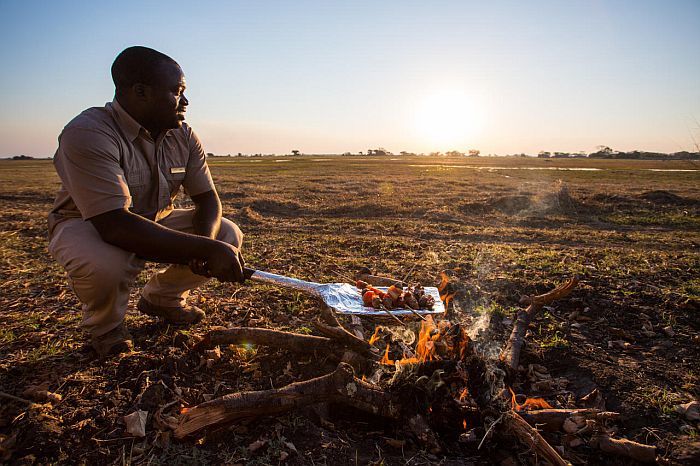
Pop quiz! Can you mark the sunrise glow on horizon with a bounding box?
[1,0,699,157]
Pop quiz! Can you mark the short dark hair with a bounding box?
[111,46,179,92]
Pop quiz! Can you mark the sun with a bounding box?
[413,89,481,149]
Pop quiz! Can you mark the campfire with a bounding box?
[168,270,657,464]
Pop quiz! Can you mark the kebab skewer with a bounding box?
[357,280,432,321]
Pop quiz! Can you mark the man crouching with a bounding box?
[48,46,245,357]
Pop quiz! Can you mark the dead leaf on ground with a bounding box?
[124,410,148,437]
[581,388,606,410]
[247,438,267,452]
[676,401,700,421]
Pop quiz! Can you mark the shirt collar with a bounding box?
[108,99,145,142]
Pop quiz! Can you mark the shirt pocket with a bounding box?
[125,168,151,213]
[125,168,150,194]
[165,166,187,197]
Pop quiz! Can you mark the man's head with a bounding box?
[111,46,188,136]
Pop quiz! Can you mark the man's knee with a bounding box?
[50,220,143,291]
[69,249,142,291]
[218,218,243,249]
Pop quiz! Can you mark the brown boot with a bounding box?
[91,323,133,358]
[137,297,205,324]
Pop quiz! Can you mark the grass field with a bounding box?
[0,156,698,464]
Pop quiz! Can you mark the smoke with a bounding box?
[519,180,577,217]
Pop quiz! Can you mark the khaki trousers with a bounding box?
[48,209,243,337]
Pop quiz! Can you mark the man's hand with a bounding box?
[190,241,246,284]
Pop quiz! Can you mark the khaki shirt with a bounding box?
[48,100,215,235]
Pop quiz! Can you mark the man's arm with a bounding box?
[89,208,244,283]
[190,189,222,239]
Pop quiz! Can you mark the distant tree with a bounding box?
[589,145,615,158]
[12,155,34,160]
[206,152,214,158]
[291,150,300,156]
[445,150,464,157]
[368,148,390,156]
[538,151,551,158]
[468,149,480,157]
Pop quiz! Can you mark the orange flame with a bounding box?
[399,358,420,365]
[458,387,469,402]
[378,315,472,367]
[437,271,449,294]
[509,387,553,411]
[415,315,439,362]
[458,328,469,358]
[361,375,367,382]
[463,419,468,430]
[368,326,381,345]
[520,398,553,410]
[380,344,394,365]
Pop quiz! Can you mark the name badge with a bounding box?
[170,167,186,174]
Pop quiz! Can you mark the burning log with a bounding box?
[195,327,334,353]
[519,408,621,432]
[174,362,398,438]
[500,277,579,370]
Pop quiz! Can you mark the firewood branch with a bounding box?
[174,363,397,439]
[505,411,572,466]
[312,318,377,358]
[591,435,657,463]
[519,408,620,432]
[500,277,579,370]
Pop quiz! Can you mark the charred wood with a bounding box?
[174,363,398,438]
[500,278,579,371]
[505,411,572,466]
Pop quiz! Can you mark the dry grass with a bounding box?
[0,156,698,464]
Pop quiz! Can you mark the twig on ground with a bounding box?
[0,391,34,405]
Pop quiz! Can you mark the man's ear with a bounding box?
[132,83,149,100]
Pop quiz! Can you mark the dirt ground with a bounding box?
[0,156,698,465]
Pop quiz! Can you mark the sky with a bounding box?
[1,0,699,157]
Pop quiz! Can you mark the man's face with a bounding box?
[146,63,188,132]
